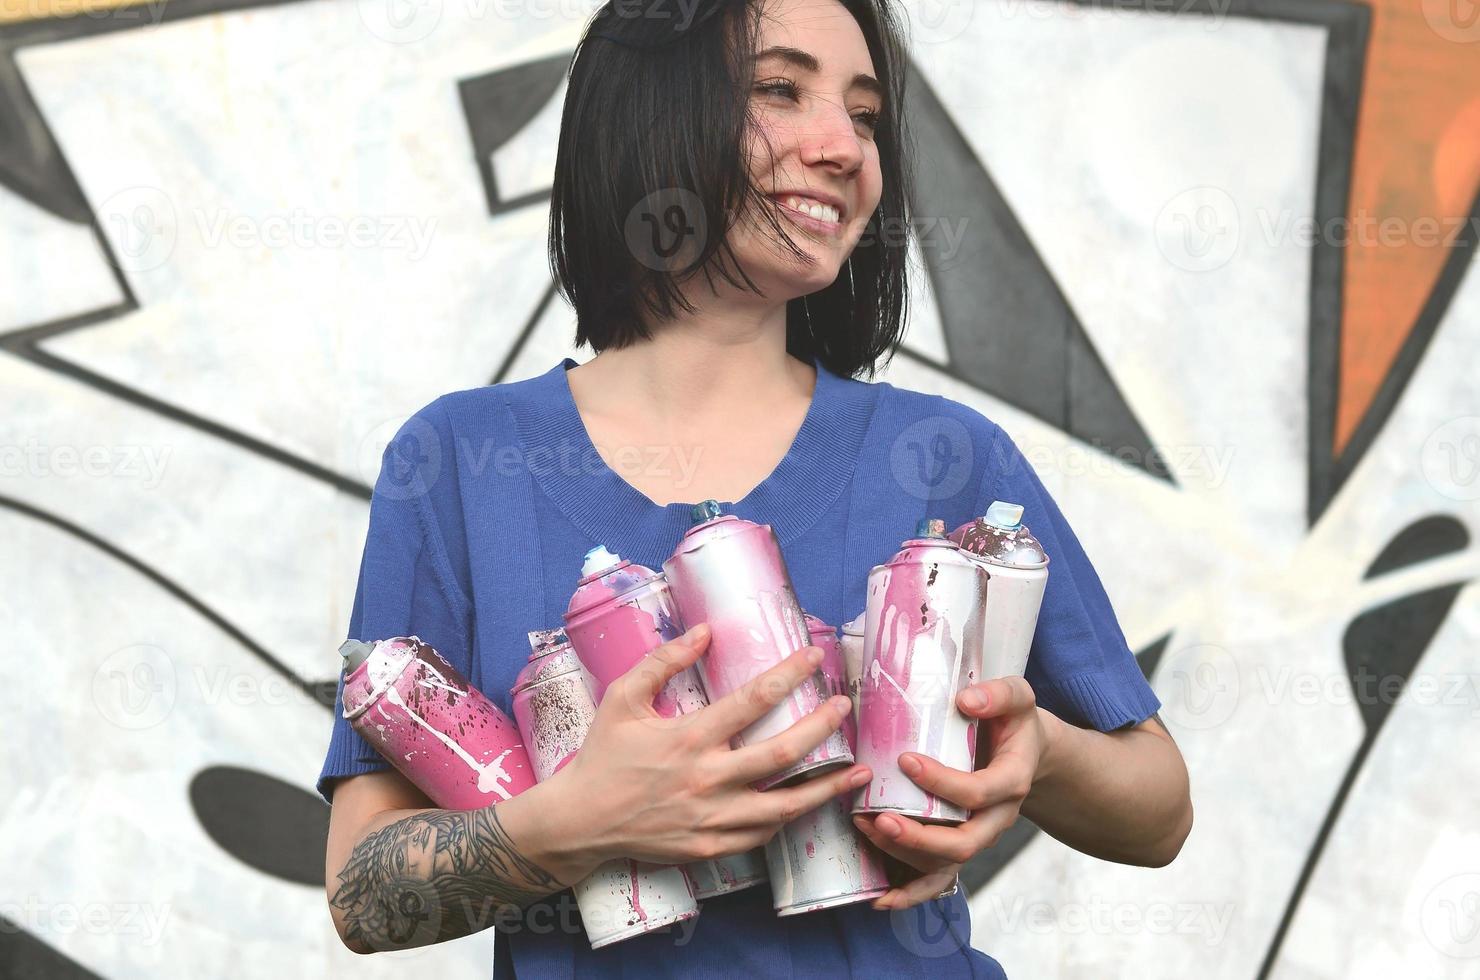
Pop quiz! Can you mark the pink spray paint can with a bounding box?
[563,545,768,899]
[948,501,1049,680]
[763,614,889,916]
[662,500,853,790]
[853,519,988,825]
[807,614,857,749]
[838,612,866,738]
[511,628,698,949]
[339,636,536,808]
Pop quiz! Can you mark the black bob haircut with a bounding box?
[547,0,914,380]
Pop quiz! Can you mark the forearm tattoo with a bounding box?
[331,807,565,951]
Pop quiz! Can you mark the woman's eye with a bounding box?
[854,109,880,133]
[754,79,800,101]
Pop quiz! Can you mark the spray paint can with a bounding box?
[564,546,767,898]
[339,636,535,808]
[804,614,856,748]
[853,519,988,825]
[764,614,889,916]
[837,613,867,740]
[511,628,698,949]
[949,501,1050,679]
[662,500,853,790]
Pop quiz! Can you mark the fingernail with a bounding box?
[685,623,709,641]
[806,645,824,666]
[878,815,900,837]
[829,695,852,717]
[960,688,987,711]
[848,767,871,787]
[899,754,922,776]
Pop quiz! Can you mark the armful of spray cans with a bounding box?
[336,498,1047,947]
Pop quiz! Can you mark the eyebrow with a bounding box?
[750,45,885,102]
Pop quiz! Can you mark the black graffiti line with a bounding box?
[0,321,374,500]
[1328,183,1480,505]
[1255,582,1469,979]
[0,493,332,709]
[894,345,1180,476]
[490,278,561,386]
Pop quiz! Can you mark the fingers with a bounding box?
[747,762,872,827]
[697,644,829,741]
[956,675,1035,719]
[896,750,1031,813]
[721,694,854,786]
[871,866,961,911]
[607,623,711,716]
[852,803,1017,870]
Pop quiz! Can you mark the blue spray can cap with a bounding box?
[690,499,724,525]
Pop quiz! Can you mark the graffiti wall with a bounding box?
[2,0,1476,976]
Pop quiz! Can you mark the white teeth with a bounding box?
[781,195,840,224]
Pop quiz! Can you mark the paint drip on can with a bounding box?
[764,614,889,916]
[510,627,699,948]
[340,636,535,809]
[853,518,988,824]
[663,500,853,790]
[564,547,767,898]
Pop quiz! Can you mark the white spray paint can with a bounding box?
[948,501,1050,679]
[763,615,890,915]
[510,628,698,949]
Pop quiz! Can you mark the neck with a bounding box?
[572,296,815,423]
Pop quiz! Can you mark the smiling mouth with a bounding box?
[769,195,845,234]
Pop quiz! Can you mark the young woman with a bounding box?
[319,1,1193,976]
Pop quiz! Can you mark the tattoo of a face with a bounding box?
[331,807,564,951]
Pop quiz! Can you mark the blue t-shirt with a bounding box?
[318,355,1162,979]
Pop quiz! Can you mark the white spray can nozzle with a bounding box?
[983,501,1025,530]
[582,544,622,578]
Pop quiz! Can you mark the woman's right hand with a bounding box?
[545,622,870,869]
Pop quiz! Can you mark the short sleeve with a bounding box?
[983,427,1162,733]
[316,406,475,804]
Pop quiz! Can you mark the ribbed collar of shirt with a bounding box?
[501,355,880,564]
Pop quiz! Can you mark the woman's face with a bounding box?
[729,0,886,302]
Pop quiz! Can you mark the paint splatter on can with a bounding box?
[838,612,866,738]
[564,545,709,717]
[510,627,699,949]
[339,635,535,809]
[853,519,988,825]
[662,500,854,790]
[806,613,856,749]
[764,614,889,916]
[564,546,767,898]
[948,501,1050,680]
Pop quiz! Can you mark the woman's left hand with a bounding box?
[851,675,1050,910]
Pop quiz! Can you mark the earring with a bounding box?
[846,257,855,305]
[803,294,814,336]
